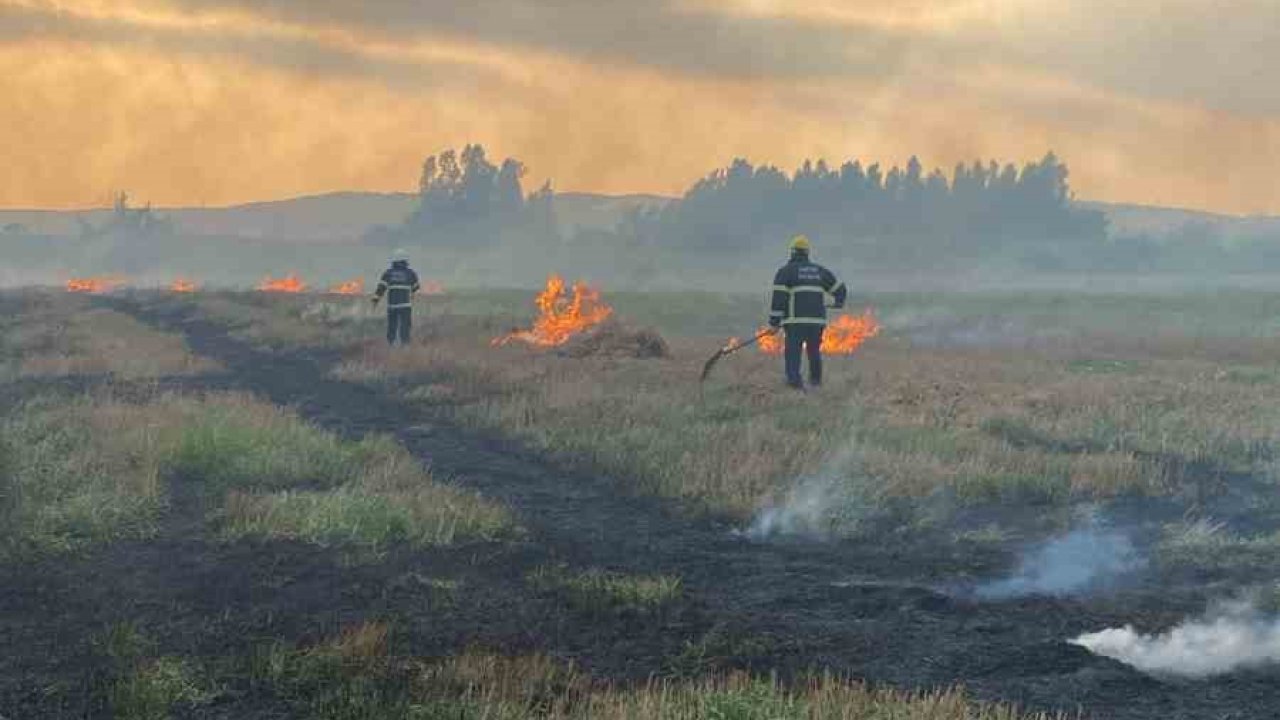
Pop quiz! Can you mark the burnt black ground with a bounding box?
[2,294,1279,719]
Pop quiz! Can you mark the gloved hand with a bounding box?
[831,303,845,310]
[768,317,781,329]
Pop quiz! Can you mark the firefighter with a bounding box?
[371,248,421,346]
[768,235,847,390]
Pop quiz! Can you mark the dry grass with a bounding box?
[0,391,515,558]
[181,290,1280,540]
[1,292,217,379]
[253,623,1067,720]
[188,293,373,349]
[333,328,1280,526]
[1,393,180,556]
[335,336,846,516]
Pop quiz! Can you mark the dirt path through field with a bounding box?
[5,295,1277,719]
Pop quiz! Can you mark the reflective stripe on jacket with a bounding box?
[769,258,846,325]
[375,263,421,309]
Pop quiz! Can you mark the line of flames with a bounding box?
[66,276,202,293]
[328,278,364,295]
[725,310,881,356]
[492,274,613,347]
[257,273,307,293]
[65,276,128,293]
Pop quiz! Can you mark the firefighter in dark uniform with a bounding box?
[769,235,847,389]
[371,249,421,346]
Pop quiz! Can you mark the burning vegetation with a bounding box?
[756,311,880,355]
[169,278,199,293]
[65,276,127,294]
[493,274,613,347]
[328,278,364,295]
[258,274,307,293]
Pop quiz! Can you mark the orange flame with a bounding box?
[257,273,307,293]
[823,312,881,354]
[757,311,881,355]
[66,276,126,293]
[169,278,199,293]
[493,274,613,347]
[328,278,364,295]
[759,329,783,354]
[421,281,446,296]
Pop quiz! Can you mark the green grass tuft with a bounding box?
[252,622,411,720]
[528,565,683,615]
[1,399,169,558]
[97,623,215,720]
[167,396,373,494]
[110,657,211,720]
[1,392,515,558]
[220,486,512,550]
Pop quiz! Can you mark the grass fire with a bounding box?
[65,276,127,293]
[257,273,307,293]
[4,16,1276,714]
[493,274,613,347]
[756,311,881,355]
[328,278,364,295]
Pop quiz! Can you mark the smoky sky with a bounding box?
[2,0,1280,213]
[147,0,1280,113]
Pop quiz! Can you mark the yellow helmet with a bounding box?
[789,234,812,253]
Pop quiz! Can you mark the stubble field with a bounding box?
[3,284,1280,719]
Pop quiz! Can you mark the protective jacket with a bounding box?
[770,256,846,326]
[374,261,420,310]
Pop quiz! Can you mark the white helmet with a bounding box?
[391,248,409,263]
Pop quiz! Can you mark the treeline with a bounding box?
[367,144,554,247]
[625,153,1110,270]
[371,145,1280,277]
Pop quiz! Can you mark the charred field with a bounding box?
[3,285,1280,719]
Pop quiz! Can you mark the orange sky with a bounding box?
[3,0,1280,214]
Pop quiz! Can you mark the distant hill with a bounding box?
[0,192,418,243]
[1081,201,1280,241]
[0,191,671,243]
[2,193,1275,244]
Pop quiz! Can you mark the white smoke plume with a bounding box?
[746,475,846,539]
[742,444,872,541]
[974,519,1143,599]
[1072,599,1280,678]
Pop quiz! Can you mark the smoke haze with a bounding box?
[5,1,1280,212]
[975,519,1144,599]
[744,444,876,541]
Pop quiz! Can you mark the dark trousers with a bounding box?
[784,324,824,388]
[386,308,412,345]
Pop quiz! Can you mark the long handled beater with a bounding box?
[700,328,780,382]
